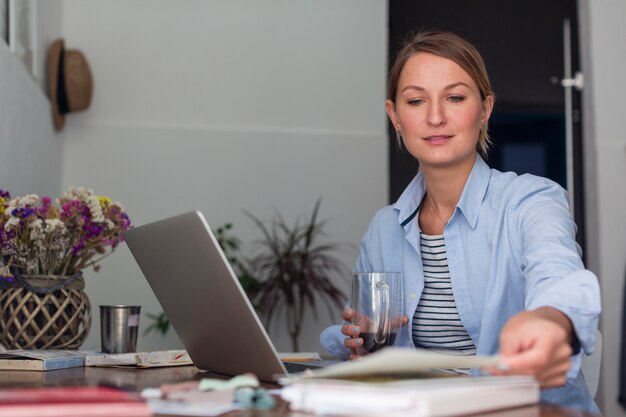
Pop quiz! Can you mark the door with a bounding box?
[388,0,586,253]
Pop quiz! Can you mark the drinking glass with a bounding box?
[350,272,403,354]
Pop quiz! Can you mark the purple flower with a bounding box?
[0,229,16,241]
[83,222,104,237]
[11,207,35,218]
[121,213,132,229]
[72,239,85,255]
[61,200,82,217]
[0,190,10,199]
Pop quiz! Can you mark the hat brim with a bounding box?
[48,39,65,131]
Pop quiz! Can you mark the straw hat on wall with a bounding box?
[47,38,93,131]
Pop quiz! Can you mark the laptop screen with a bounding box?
[124,211,289,381]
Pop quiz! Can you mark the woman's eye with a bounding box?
[408,99,425,106]
[448,95,465,103]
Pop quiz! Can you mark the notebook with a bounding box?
[124,211,331,381]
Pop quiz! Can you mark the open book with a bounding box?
[285,347,501,380]
[84,350,192,368]
[280,348,539,417]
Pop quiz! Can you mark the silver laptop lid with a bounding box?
[124,211,287,381]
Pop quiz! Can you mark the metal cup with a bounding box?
[99,305,141,353]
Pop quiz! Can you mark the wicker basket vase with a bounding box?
[0,274,92,349]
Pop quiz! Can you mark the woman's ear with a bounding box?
[481,95,495,125]
[385,100,400,131]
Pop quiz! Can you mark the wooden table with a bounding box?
[0,366,599,417]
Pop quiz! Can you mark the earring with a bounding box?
[395,130,404,148]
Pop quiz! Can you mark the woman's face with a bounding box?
[386,52,493,170]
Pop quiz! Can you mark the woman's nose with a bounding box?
[426,102,446,126]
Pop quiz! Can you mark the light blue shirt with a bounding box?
[321,155,601,411]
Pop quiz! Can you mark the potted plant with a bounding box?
[246,199,348,352]
[0,187,131,349]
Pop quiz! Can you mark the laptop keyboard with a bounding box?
[283,361,323,374]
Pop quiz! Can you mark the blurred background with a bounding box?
[0,1,623,415]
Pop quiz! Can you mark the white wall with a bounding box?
[0,36,61,198]
[0,0,62,351]
[59,0,388,354]
[36,0,63,93]
[581,0,626,415]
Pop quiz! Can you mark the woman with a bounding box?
[320,31,601,411]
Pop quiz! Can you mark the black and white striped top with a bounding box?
[412,233,476,364]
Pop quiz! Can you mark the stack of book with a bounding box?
[280,348,539,417]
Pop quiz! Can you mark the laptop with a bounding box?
[124,211,331,381]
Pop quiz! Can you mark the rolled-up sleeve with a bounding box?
[509,178,601,377]
[320,325,350,359]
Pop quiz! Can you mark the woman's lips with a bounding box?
[424,135,453,144]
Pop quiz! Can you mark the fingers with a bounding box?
[493,310,575,388]
[341,308,354,322]
[536,357,571,388]
[495,351,571,386]
[540,371,570,388]
[341,308,407,359]
[339,308,359,357]
[340,308,365,358]
[535,344,572,387]
[341,324,361,337]
[500,338,572,376]
[341,322,363,354]
[502,360,571,388]
[344,336,363,350]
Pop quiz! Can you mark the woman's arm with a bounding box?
[509,178,600,352]
[494,177,601,386]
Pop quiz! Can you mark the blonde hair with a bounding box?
[388,31,495,159]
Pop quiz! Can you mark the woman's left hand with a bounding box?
[490,307,574,388]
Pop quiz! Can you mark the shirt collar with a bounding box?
[457,156,491,228]
[394,171,425,228]
[394,154,492,229]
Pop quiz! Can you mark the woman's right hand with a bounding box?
[341,307,410,360]
[340,308,364,360]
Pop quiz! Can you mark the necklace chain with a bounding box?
[430,197,449,226]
